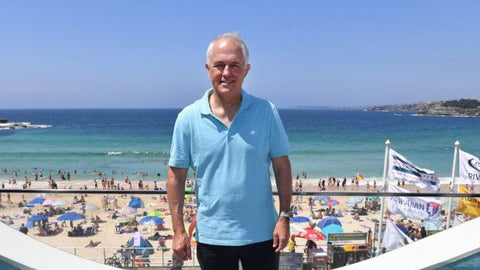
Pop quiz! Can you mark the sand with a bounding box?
[0,178,457,267]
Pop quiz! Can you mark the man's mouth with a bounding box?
[220,79,235,85]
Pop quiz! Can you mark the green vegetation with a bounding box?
[442,99,480,109]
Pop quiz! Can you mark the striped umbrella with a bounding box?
[115,215,133,223]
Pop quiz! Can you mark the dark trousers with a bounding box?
[197,239,279,270]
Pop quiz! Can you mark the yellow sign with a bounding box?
[458,185,480,217]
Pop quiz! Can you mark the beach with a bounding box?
[0,177,459,267]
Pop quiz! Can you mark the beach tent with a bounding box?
[317,217,342,229]
[321,224,344,241]
[128,197,144,209]
[127,235,154,255]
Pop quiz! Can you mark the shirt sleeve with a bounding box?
[269,103,290,158]
[168,111,191,169]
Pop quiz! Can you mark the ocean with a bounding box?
[1,109,479,183]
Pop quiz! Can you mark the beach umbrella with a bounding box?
[119,206,137,215]
[139,216,164,226]
[147,211,165,217]
[321,224,344,240]
[317,217,342,229]
[28,214,48,223]
[52,200,67,207]
[293,227,326,241]
[27,197,45,207]
[290,216,310,223]
[116,215,133,223]
[42,198,56,206]
[323,199,340,207]
[57,212,85,221]
[346,198,364,205]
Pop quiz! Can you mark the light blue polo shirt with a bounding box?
[169,89,290,246]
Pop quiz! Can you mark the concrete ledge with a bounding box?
[0,222,119,270]
[339,217,480,269]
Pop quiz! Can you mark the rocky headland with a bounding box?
[366,99,480,117]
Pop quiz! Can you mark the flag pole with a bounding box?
[377,139,390,253]
[446,140,460,229]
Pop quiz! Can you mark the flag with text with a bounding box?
[459,150,480,184]
[389,149,439,191]
[387,184,443,220]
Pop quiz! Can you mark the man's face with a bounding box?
[205,38,250,98]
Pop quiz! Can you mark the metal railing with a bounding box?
[1,188,479,269]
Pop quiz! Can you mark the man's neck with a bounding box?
[209,91,242,127]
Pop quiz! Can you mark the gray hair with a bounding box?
[206,32,249,66]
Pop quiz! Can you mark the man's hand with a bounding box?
[172,231,192,261]
[272,217,290,252]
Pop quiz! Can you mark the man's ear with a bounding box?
[244,64,251,77]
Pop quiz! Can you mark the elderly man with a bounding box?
[168,32,292,270]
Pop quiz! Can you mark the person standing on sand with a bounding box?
[168,32,292,270]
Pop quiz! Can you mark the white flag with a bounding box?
[387,184,443,220]
[382,219,413,252]
[389,149,439,191]
[459,149,480,184]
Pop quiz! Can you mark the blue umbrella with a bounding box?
[139,216,164,226]
[27,197,46,207]
[290,216,310,223]
[321,224,344,240]
[26,215,48,228]
[28,214,48,222]
[57,212,85,221]
[317,217,342,229]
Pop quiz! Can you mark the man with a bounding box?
[168,32,292,270]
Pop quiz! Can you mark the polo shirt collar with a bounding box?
[199,88,253,116]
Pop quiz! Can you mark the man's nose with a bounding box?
[222,65,233,76]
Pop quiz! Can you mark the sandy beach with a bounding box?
[0,177,459,267]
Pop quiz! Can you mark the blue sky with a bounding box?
[1,1,479,109]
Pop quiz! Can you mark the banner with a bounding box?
[389,149,439,191]
[458,185,480,217]
[459,150,480,183]
[382,219,413,252]
[387,184,443,220]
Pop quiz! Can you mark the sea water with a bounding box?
[0,109,479,183]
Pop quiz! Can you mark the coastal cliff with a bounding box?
[366,99,480,117]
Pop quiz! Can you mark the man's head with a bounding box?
[205,32,251,98]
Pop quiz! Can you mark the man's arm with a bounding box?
[271,155,292,252]
[167,166,191,260]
